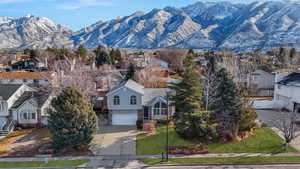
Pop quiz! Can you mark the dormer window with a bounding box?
[130,95,137,105]
[113,95,120,105]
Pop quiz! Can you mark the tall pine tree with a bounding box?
[171,50,217,141]
[171,49,203,116]
[48,87,97,152]
[210,68,242,141]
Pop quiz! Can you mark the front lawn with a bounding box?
[137,126,297,155]
[142,156,300,165]
[0,160,89,168]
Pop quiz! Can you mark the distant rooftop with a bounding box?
[0,71,52,79]
[278,72,300,87]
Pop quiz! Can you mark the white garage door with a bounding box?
[112,111,137,125]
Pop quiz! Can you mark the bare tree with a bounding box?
[156,49,187,72]
[46,58,100,99]
[134,66,167,88]
[271,107,300,151]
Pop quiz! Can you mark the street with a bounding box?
[144,164,300,169]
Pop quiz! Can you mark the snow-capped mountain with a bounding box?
[1,1,300,51]
[0,14,73,49]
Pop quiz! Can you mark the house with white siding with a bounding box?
[0,84,53,134]
[274,72,300,112]
[106,80,175,125]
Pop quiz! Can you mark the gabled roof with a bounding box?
[107,79,144,96]
[144,88,173,106]
[0,84,23,100]
[11,91,51,109]
[278,72,300,87]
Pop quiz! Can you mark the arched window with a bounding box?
[130,95,137,105]
[113,95,120,105]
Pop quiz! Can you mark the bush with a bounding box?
[175,112,218,142]
[136,120,143,130]
[156,118,170,125]
[239,105,257,132]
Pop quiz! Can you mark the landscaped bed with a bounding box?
[137,125,297,155]
[0,128,92,157]
[142,156,300,165]
[0,160,89,168]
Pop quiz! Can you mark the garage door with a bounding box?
[112,111,137,125]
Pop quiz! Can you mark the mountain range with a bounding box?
[1,1,300,51]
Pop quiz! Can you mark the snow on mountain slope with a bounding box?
[0,15,73,49]
[1,1,300,51]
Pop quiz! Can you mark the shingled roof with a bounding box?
[11,91,51,109]
[0,84,23,100]
[278,72,300,87]
[107,79,144,95]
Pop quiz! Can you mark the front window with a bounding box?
[31,113,36,119]
[21,110,36,120]
[130,95,137,105]
[153,101,168,116]
[113,95,120,105]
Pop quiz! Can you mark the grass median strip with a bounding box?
[143,156,300,165]
[0,160,89,168]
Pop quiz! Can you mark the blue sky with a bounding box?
[0,0,283,31]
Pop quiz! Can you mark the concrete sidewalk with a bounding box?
[1,152,300,162]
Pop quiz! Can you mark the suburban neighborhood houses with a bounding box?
[0,47,300,168]
[2,0,300,168]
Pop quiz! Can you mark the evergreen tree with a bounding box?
[171,50,217,141]
[48,87,97,152]
[172,50,203,116]
[75,45,88,61]
[93,46,110,67]
[210,68,242,141]
[124,64,135,80]
[115,49,122,65]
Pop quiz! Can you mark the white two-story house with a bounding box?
[0,84,53,132]
[106,80,174,125]
[274,72,300,112]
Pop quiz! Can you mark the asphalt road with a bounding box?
[144,164,300,169]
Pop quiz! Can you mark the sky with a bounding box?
[0,0,288,31]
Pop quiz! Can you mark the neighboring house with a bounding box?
[149,58,169,71]
[106,80,175,125]
[235,69,275,97]
[274,72,300,112]
[0,71,54,87]
[10,58,47,71]
[0,84,53,134]
[249,69,275,97]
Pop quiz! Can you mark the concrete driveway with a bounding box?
[90,126,137,156]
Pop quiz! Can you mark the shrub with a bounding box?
[239,105,257,132]
[136,120,143,130]
[175,112,218,142]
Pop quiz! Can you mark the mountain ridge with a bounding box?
[1,1,300,51]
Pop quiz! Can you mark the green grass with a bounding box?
[137,126,297,155]
[137,125,193,155]
[142,156,300,165]
[0,160,89,168]
[208,127,297,153]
